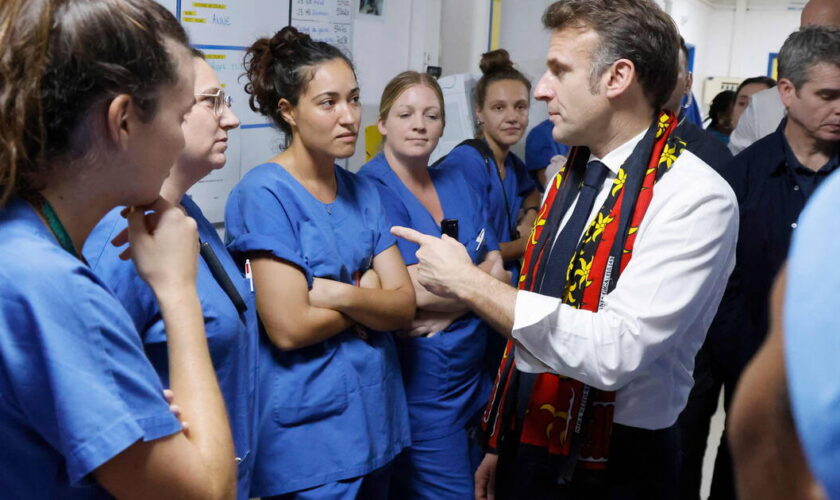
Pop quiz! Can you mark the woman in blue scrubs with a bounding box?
[437,49,541,371]
[0,1,236,498]
[225,26,415,499]
[437,49,540,285]
[83,51,258,499]
[359,71,509,499]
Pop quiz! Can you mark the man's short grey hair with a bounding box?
[778,25,840,89]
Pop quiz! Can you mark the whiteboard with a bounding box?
[154,0,290,222]
[290,0,354,56]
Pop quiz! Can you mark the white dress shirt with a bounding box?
[511,130,739,430]
[728,87,786,155]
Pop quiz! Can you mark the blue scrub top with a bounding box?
[784,171,840,500]
[437,144,535,245]
[437,143,536,284]
[0,198,182,499]
[525,118,571,173]
[359,154,497,440]
[225,163,411,496]
[83,196,259,500]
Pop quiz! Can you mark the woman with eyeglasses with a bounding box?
[0,0,236,497]
[83,50,257,499]
[225,26,415,499]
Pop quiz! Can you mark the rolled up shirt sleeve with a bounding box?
[512,160,739,392]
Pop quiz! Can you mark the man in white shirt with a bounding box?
[392,0,738,498]
[728,0,840,155]
[728,86,786,155]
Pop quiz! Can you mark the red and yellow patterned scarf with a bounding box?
[481,111,686,483]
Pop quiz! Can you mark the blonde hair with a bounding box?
[378,71,445,126]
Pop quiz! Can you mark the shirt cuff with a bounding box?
[512,290,560,374]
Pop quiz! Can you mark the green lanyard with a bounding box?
[30,192,79,259]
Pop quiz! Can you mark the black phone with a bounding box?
[441,218,459,240]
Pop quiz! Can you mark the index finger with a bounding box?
[390,225,438,245]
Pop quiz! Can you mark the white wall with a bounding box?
[728,6,799,77]
[440,0,493,76]
[669,0,717,102]
[499,0,554,156]
[493,0,802,119]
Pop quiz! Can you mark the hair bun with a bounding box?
[269,26,311,58]
[479,49,515,75]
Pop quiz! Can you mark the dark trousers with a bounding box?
[677,344,738,500]
[494,423,681,500]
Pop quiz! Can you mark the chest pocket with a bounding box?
[298,216,377,283]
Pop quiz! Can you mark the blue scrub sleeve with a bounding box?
[84,208,165,343]
[784,173,840,499]
[0,279,180,484]
[512,155,538,196]
[374,184,419,266]
[525,129,553,172]
[525,127,570,172]
[437,146,491,196]
[366,179,399,258]
[225,183,314,287]
[465,180,500,254]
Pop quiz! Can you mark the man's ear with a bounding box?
[105,94,134,150]
[278,98,296,128]
[603,59,636,99]
[778,78,796,109]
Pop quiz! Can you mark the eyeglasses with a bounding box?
[195,89,232,116]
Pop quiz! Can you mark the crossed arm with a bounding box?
[251,245,416,351]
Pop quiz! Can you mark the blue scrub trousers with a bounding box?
[390,427,484,500]
[266,463,393,500]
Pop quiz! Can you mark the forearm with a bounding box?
[262,300,354,350]
[452,265,517,336]
[499,239,527,262]
[409,265,467,312]
[330,282,415,330]
[479,250,510,283]
[155,286,235,498]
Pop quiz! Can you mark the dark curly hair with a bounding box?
[243,26,355,145]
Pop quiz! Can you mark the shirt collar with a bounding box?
[588,128,648,175]
[776,117,840,176]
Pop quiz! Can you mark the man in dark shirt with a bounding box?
[678,25,840,500]
[667,37,733,174]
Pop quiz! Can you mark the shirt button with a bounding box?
[793,185,800,191]
[235,457,242,464]
[791,222,798,229]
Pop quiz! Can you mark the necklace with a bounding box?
[29,192,80,259]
